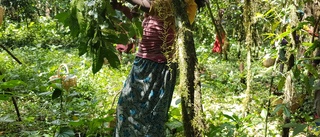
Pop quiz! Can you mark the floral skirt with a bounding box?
[114,57,177,137]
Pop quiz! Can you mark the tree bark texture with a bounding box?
[173,1,205,136]
[242,0,253,116]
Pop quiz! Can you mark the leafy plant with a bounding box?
[56,0,142,73]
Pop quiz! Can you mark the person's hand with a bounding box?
[111,0,134,20]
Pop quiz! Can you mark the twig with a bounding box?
[0,44,22,64]
[0,71,22,121]
[265,74,274,137]
[0,44,23,121]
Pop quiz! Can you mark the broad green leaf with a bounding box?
[107,109,116,115]
[86,23,95,37]
[305,16,315,26]
[55,11,70,24]
[75,0,85,31]
[222,114,236,122]
[271,104,283,115]
[105,0,115,16]
[92,29,99,44]
[255,12,264,18]
[104,46,120,69]
[52,88,63,100]
[55,127,75,137]
[104,116,115,122]
[92,43,104,74]
[170,107,181,117]
[0,80,26,89]
[78,40,88,56]
[69,119,85,127]
[292,124,307,136]
[283,106,291,117]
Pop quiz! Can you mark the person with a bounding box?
[115,36,136,55]
[212,9,227,53]
[111,0,206,136]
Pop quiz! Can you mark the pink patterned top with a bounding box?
[136,15,175,63]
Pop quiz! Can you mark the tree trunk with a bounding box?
[173,1,205,136]
[242,0,253,116]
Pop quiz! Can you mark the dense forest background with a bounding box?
[1,0,320,136]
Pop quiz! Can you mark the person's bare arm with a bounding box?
[125,0,151,12]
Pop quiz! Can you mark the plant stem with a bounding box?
[265,75,274,137]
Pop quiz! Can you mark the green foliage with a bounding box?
[55,127,75,137]
[56,0,141,73]
[0,18,72,48]
[2,0,320,136]
[1,0,37,21]
[0,46,130,136]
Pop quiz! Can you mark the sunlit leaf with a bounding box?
[292,124,307,136]
[278,76,285,91]
[302,42,313,47]
[270,30,291,45]
[262,33,275,41]
[255,12,264,19]
[0,80,26,89]
[260,108,268,118]
[222,114,236,122]
[69,119,85,127]
[264,7,276,17]
[170,107,181,118]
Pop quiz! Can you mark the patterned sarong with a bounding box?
[114,57,177,137]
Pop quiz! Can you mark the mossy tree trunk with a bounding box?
[173,1,205,137]
[242,0,253,116]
